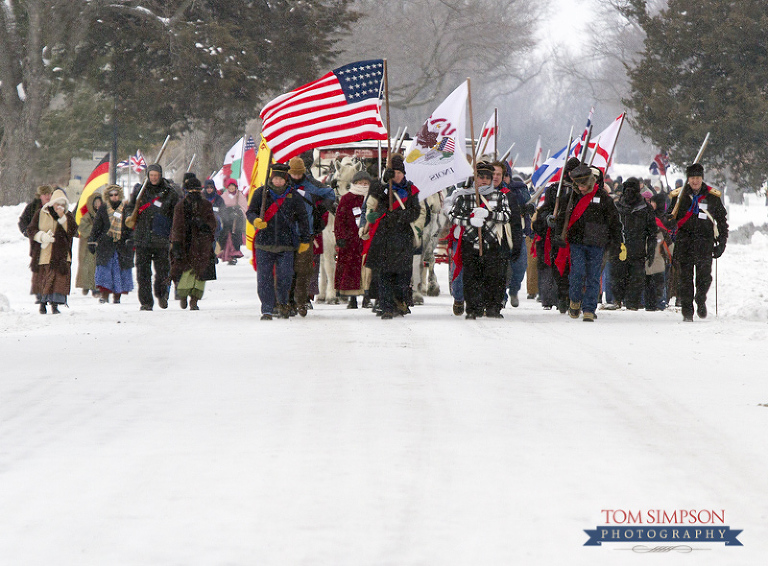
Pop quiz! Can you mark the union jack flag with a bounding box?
[117,159,130,169]
[130,150,147,173]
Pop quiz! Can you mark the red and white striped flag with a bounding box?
[532,136,542,171]
[260,59,388,163]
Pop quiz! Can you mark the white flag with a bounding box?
[404,81,474,201]
[477,110,497,158]
[587,113,625,172]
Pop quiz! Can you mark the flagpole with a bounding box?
[494,107,498,160]
[383,59,394,211]
[467,78,482,257]
[693,131,710,164]
[474,121,487,159]
[605,113,626,173]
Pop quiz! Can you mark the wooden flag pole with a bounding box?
[494,107,498,160]
[694,131,710,164]
[467,78,482,256]
[604,113,627,172]
[383,59,394,211]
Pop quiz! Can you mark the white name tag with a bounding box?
[153,199,162,207]
[213,207,219,212]
[113,212,122,219]
[592,197,600,204]
[352,207,362,216]
[698,212,708,219]
[699,202,708,211]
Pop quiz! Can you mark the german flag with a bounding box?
[76,154,110,223]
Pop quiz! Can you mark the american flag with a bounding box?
[437,137,455,153]
[130,150,147,173]
[260,59,388,163]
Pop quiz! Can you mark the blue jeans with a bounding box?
[449,241,464,302]
[507,245,528,297]
[569,244,604,314]
[256,248,294,315]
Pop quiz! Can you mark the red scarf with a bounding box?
[554,184,599,276]
[250,188,290,272]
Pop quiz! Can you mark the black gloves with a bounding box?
[524,203,536,217]
[713,240,726,258]
[87,242,97,254]
[382,168,395,183]
[546,214,557,229]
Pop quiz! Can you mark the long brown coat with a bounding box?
[27,190,78,297]
[170,192,217,282]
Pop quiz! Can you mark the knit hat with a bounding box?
[564,157,582,178]
[205,179,217,190]
[686,163,704,178]
[186,177,202,191]
[390,154,406,173]
[147,163,163,176]
[288,156,306,176]
[352,171,373,184]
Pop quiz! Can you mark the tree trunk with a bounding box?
[0,119,39,206]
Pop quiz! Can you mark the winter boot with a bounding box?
[361,293,372,308]
[180,296,188,309]
[568,300,581,319]
[395,300,411,316]
[697,302,707,319]
[583,311,596,322]
[190,297,199,311]
[158,293,169,309]
[277,304,290,319]
[113,293,121,304]
[261,313,273,321]
[99,295,109,304]
[298,303,308,317]
[51,304,60,314]
[39,303,47,314]
[603,301,621,311]
[453,300,465,316]
[509,294,519,308]
[347,296,358,309]
[558,297,569,314]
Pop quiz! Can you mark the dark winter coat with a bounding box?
[246,183,311,251]
[170,192,217,281]
[334,191,366,291]
[669,183,728,263]
[614,190,656,260]
[90,199,135,270]
[202,189,226,234]
[291,175,336,236]
[365,179,421,273]
[533,181,573,247]
[18,197,43,235]
[502,182,525,259]
[130,179,179,248]
[564,186,622,251]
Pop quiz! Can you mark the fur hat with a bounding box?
[288,156,306,176]
[36,184,53,197]
[569,163,595,185]
[623,177,640,193]
[46,188,69,209]
[147,163,163,176]
[476,161,494,177]
[186,177,202,191]
[105,184,124,200]
[686,163,704,178]
[352,171,373,184]
[182,172,197,188]
[270,163,290,180]
[390,154,406,173]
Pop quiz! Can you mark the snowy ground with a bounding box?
[1,201,767,565]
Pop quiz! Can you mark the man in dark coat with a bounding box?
[562,164,622,321]
[130,163,179,310]
[532,157,581,312]
[607,177,656,310]
[18,185,53,234]
[247,163,311,320]
[170,177,217,310]
[364,155,422,319]
[668,163,728,321]
[447,161,513,319]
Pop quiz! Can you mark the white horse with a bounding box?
[317,156,364,303]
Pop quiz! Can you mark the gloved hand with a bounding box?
[382,168,395,183]
[298,242,310,254]
[87,242,97,254]
[42,230,56,244]
[252,217,267,230]
[336,238,346,248]
[619,243,628,261]
[524,203,536,217]
[469,207,489,228]
[713,240,726,258]
[546,214,557,229]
